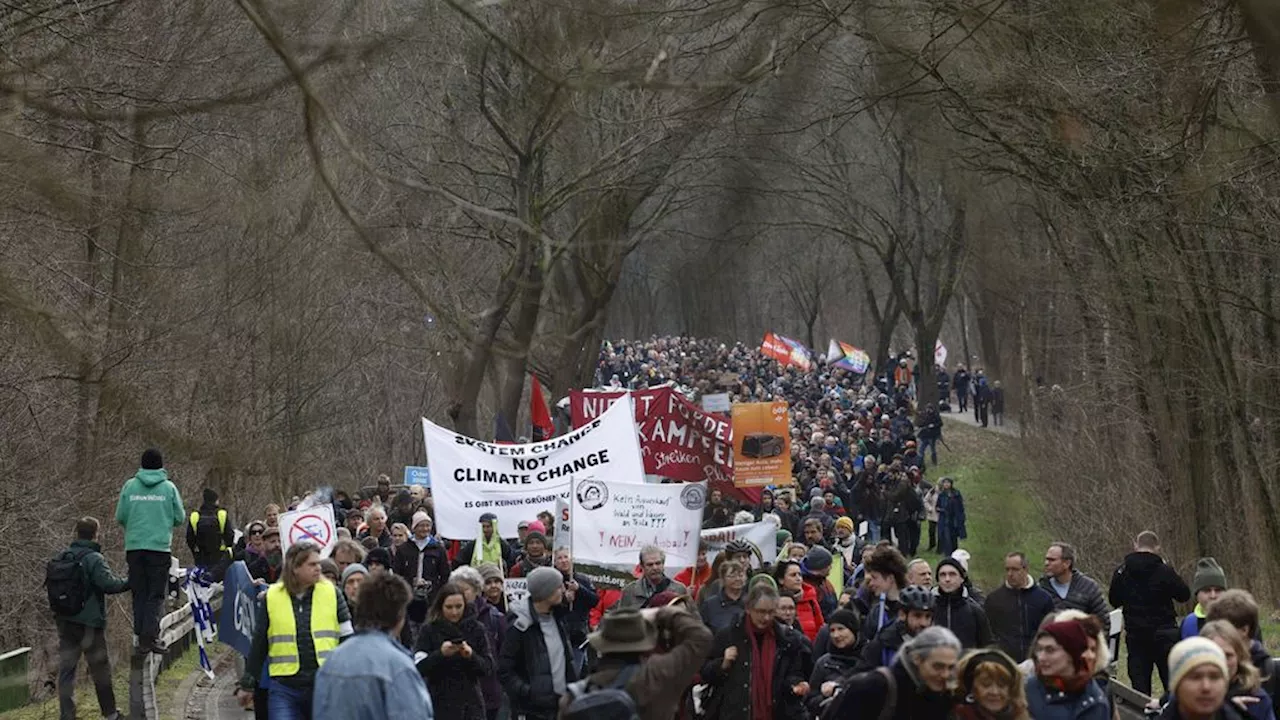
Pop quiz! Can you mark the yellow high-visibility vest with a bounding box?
[265,579,340,676]
[189,509,232,557]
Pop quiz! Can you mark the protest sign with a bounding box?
[423,398,645,539]
[571,478,706,588]
[280,504,336,558]
[554,496,571,552]
[403,466,431,487]
[731,401,792,487]
[217,561,258,656]
[700,521,777,569]
[701,393,731,413]
[504,578,528,610]
[569,386,732,484]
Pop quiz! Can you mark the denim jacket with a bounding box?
[313,630,434,720]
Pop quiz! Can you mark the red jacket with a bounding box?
[795,581,825,641]
[675,565,713,602]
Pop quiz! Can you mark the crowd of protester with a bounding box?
[45,335,1278,720]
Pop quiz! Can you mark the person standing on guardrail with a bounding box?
[236,541,355,719]
[114,447,184,655]
[50,517,130,720]
[1107,530,1191,696]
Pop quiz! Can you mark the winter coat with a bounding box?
[793,581,826,641]
[185,502,235,570]
[617,575,688,611]
[115,468,184,553]
[917,409,943,441]
[853,475,885,522]
[472,597,507,712]
[1039,570,1112,634]
[884,480,923,525]
[922,487,940,523]
[825,658,954,720]
[935,489,966,538]
[415,610,492,720]
[393,537,452,606]
[984,577,1056,661]
[246,551,281,584]
[992,387,1006,413]
[700,615,810,720]
[804,646,861,717]
[860,619,912,670]
[862,596,903,645]
[59,539,129,628]
[1107,551,1190,633]
[699,587,746,634]
[499,597,578,720]
[358,527,393,549]
[565,608,712,720]
[1024,675,1111,720]
[932,587,991,649]
[508,553,553,578]
[558,572,598,649]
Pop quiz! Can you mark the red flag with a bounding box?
[530,375,554,442]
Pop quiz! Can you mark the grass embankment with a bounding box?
[924,421,1047,592]
[0,642,223,720]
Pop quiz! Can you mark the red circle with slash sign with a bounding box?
[288,514,332,548]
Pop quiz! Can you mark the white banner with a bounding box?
[700,521,777,569]
[554,497,571,552]
[279,505,337,558]
[423,398,645,539]
[571,478,706,572]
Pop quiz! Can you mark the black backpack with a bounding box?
[45,548,90,617]
[562,664,641,720]
[193,511,225,557]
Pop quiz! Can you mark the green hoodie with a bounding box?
[115,468,184,552]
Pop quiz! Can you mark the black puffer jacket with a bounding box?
[393,538,452,617]
[804,646,861,717]
[932,587,992,649]
[860,620,910,670]
[498,598,577,720]
[1108,551,1190,633]
[415,609,491,720]
[700,615,810,720]
[1039,570,1112,634]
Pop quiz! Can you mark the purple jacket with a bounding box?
[474,596,507,711]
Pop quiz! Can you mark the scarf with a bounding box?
[472,525,505,570]
[747,622,776,720]
[1042,672,1092,695]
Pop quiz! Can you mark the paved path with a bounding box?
[939,407,1021,437]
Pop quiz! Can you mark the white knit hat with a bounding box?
[1167,637,1228,694]
[951,549,971,572]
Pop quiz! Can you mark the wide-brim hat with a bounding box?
[588,608,658,654]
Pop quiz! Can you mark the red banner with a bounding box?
[569,387,733,484]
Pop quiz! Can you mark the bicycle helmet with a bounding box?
[724,540,753,557]
[900,584,935,612]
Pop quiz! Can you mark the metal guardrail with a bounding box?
[128,583,222,720]
[1109,680,1156,720]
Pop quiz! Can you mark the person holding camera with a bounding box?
[394,511,451,641]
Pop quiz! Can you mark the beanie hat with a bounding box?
[477,563,504,583]
[937,557,968,579]
[202,488,218,504]
[1168,637,1228,693]
[319,558,339,579]
[749,573,778,591]
[479,512,498,523]
[527,566,563,603]
[950,549,971,573]
[801,546,834,575]
[140,448,164,470]
[341,563,369,585]
[828,608,860,634]
[1192,557,1227,595]
[835,516,855,534]
[411,511,432,531]
[527,520,547,535]
[524,531,548,548]
[1040,620,1092,672]
[366,547,392,568]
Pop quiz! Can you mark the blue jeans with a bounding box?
[865,519,881,543]
[268,682,312,720]
[919,436,938,465]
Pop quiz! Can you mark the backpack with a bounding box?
[45,548,90,617]
[562,663,641,720]
[191,510,227,558]
[822,666,896,720]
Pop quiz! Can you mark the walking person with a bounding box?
[312,570,434,720]
[1157,637,1248,720]
[415,582,492,720]
[115,448,184,654]
[985,552,1056,661]
[954,366,971,413]
[50,517,130,720]
[186,487,235,581]
[1024,616,1110,720]
[952,649,1032,720]
[236,542,355,719]
[935,477,967,558]
[498,566,577,720]
[991,381,1006,427]
[1108,530,1191,695]
[1197,621,1273,720]
[827,626,961,720]
[1040,542,1111,634]
[449,566,506,720]
[700,584,811,720]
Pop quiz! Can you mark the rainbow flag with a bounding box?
[761,333,813,371]
[826,339,871,374]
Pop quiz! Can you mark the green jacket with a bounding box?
[115,468,184,552]
[63,539,130,628]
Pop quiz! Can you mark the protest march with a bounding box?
[47,335,1277,720]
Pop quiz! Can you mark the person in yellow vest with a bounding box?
[235,541,354,720]
[186,488,235,580]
